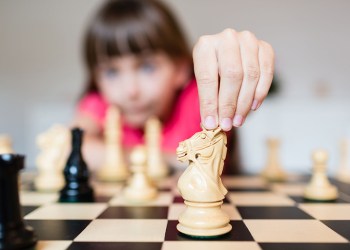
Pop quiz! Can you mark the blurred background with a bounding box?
[0,0,349,174]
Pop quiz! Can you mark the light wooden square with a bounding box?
[299,204,350,220]
[270,183,306,195]
[109,192,173,206]
[74,219,167,242]
[244,219,347,242]
[228,192,295,206]
[222,176,267,188]
[91,181,123,196]
[24,203,107,220]
[20,191,58,206]
[36,241,72,250]
[162,242,261,250]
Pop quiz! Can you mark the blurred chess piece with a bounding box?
[304,149,338,201]
[59,128,94,202]
[145,117,168,179]
[336,139,350,183]
[123,145,157,202]
[34,125,70,192]
[0,134,14,154]
[177,127,231,237]
[97,105,129,181]
[261,138,287,181]
[0,154,37,249]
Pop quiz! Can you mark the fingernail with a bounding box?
[233,115,244,127]
[251,99,259,111]
[204,116,217,129]
[220,118,232,131]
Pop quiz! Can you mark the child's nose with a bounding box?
[125,78,140,100]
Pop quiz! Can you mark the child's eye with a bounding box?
[103,68,118,79]
[139,61,156,73]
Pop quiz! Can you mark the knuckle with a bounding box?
[219,102,236,115]
[244,66,260,81]
[261,65,274,76]
[196,73,217,86]
[195,35,211,49]
[193,35,213,58]
[221,68,243,82]
[222,28,237,38]
[260,40,274,53]
[240,30,257,41]
[259,40,275,75]
[200,99,217,114]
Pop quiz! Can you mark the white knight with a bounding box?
[176,126,231,237]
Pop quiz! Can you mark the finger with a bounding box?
[233,31,260,127]
[193,35,219,129]
[251,40,275,110]
[217,29,243,131]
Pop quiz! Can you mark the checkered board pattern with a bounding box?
[19,174,350,250]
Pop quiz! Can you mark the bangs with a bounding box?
[85,0,179,67]
[91,15,161,59]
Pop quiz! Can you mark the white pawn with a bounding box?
[97,105,129,181]
[0,135,14,154]
[261,138,287,181]
[304,149,338,201]
[123,145,157,202]
[145,117,168,179]
[336,139,350,183]
[35,125,70,192]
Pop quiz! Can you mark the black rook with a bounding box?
[0,154,37,250]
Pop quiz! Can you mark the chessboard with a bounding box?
[20,173,350,250]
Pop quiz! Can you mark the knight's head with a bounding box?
[176,126,226,163]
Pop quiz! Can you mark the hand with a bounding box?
[193,29,275,131]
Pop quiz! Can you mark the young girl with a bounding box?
[73,0,274,172]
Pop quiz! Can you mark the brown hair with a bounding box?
[82,0,192,94]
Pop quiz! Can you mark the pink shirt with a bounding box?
[78,79,201,152]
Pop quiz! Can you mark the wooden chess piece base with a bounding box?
[177,200,232,237]
[124,185,157,202]
[262,167,287,182]
[123,171,157,202]
[35,172,64,192]
[336,170,350,184]
[304,174,338,201]
[97,166,129,182]
[148,166,168,180]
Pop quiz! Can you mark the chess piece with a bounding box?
[0,154,37,249]
[123,145,157,202]
[336,139,350,183]
[145,117,168,179]
[97,105,129,181]
[176,126,231,237]
[59,128,94,202]
[0,134,14,154]
[261,138,287,181]
[34,124,70,192]
[304,149,338,201]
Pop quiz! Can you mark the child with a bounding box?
[73,0,274,171]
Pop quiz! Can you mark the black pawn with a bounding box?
[0,154,37,250]
[59,128,94,202]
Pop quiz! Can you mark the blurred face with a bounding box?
[95,52,187,128]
